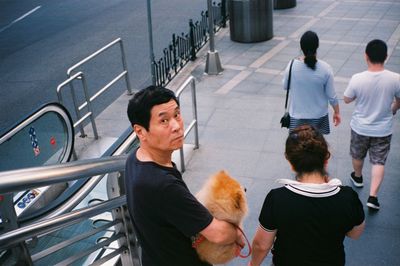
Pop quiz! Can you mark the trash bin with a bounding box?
[274,0,296,9]
[229,0,273,43]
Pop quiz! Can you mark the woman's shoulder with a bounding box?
[269,186,291,196]
[316,59,332,69]
[338,185,360,199]
[339,185,356,192]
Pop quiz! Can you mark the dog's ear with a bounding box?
[234,192,243,209]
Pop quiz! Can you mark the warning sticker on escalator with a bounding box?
[29,127,40,156]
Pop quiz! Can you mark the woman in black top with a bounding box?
[248,125,365,266]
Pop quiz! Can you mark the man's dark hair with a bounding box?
[366,39,387,64]
[127,85,179,131]
[300,31,319,70]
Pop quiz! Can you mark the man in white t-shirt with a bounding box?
[344,39,400,210]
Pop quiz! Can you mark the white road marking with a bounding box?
[0,6,41,34]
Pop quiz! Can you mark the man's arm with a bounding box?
[346,221,365,239]
[391,97,400,115]
[331,103,341,126]
[247,226,276,266]
[343,96,355,104]
[200,218,244,246]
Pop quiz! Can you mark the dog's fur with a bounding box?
[195,170,248,264]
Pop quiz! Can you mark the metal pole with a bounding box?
[146,0,156,85]
[208,0,215,52]
[118,40,134,95]
[205,0,223,75]
[191,78,199,149]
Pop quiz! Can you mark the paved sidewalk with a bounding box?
[75,0,400,265]
[169,1,400,265]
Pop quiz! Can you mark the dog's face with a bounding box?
[197,170,248,224]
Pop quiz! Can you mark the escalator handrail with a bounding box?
[0,155,128,194]
[18,127,136,223]
[38,128,136,220]
[0,102,74,165]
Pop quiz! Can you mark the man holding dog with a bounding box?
[125,85,244,265]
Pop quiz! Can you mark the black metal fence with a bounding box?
[153,0,228,87]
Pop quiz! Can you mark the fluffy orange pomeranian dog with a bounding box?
[195,170,248,264]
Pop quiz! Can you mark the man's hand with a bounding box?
[333,112,341,126]
[343,96,355,104]
[391,98,400,115]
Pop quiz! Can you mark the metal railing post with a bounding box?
[106,171,142,265]
[189,19,197,61]
[179,148,186,173]
[172,34,178,74]
[57,72,99,141]
[118,41,133,95]
[146,0,156,85]
[190,79,199,149]
[175,76,199,172]
[69,82,87,137]
[80,74,99,139]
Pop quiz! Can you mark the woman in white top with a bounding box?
[283,31,341,134]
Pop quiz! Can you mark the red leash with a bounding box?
[192,234,206,248]
[236,226,252,258]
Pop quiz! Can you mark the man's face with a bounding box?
[143,99,184,152]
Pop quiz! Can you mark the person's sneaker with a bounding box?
[349,172,363,187]
[367,196,380,210]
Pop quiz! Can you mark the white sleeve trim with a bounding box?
[259,223,276,232]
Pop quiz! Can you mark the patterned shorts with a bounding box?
[289,114,330,135]
[350,129,392,165]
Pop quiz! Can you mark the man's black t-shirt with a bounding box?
[125,149,213,266]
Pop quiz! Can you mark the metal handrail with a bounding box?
[43,131,136,219]
[174,76,199,172]
[63,38,132,138]
[0,155,127,194]
[57,71,99,140]
[67,38,132,95]
[0,155,136,265]
[31,220,120,261]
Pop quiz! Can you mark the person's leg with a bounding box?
[370,164,384,197]
[349,130,368,187]
[366,134,392,209]
[368,135,392,197]
[352,158,364,177]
